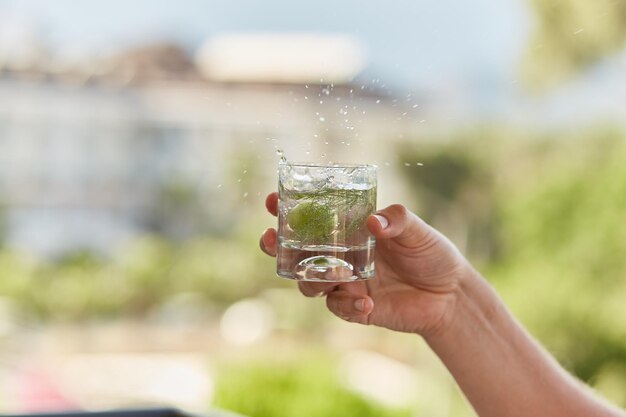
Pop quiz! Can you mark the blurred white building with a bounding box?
[0,36,415,257]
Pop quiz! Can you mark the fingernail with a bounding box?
[354,299,366,312]
[374,215,389,229]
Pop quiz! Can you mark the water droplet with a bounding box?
[276,148,287,163]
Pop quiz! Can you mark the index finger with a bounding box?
[265,192,278,217]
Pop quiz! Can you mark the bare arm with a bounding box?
[426,268,626,417]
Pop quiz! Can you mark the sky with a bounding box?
[0,0,531,90]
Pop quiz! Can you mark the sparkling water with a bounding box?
[277,163,377,282]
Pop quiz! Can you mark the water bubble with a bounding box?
[376,99,381,104]
[402,112,408,116]
[305,85,309,89]
[319,100,324,104]
[217,184,222,189]
[404,162,411,167]
[304,96,308,100]
[243,170,248,174]
[243,192,249,198]
[319,117,325,122]
[322,87,331,96]
[412,104,419,108]
[416,162,424,166]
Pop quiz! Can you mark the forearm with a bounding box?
[425,268,625,417]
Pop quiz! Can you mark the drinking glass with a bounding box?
[277,162,377,282]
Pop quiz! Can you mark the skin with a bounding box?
[260,192,626,417]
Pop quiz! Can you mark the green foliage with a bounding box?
[0,229,276,321]
[213,356,411,417]
[396,127,626,407]
[524,0,626,89]
[492,129,626,406]
[397,132,499,263]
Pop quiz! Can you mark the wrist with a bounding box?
[422,263,500,345]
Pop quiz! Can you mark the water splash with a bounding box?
[276,148,287,164]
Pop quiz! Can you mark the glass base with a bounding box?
[277,255,374,282]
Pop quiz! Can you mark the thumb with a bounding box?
[367,204,434,247]
[326,291,374,324]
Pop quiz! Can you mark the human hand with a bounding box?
[260,192,474,337]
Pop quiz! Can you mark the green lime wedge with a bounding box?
[287,201,337,242]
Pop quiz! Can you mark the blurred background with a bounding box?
[1,0,626,416]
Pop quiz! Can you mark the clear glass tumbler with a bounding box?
[277,162,377,282]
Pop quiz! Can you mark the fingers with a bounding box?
[298,281,340,297]
[326,291,374,324]
[265,192,278,217]
[260,228,277,257]
[367,204,434,247]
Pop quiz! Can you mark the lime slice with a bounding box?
[287,201,337,242]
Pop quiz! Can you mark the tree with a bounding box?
[523,0,626,89]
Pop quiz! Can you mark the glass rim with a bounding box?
[279,161,377,170]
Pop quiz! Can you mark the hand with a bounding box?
[260,192,473,336]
